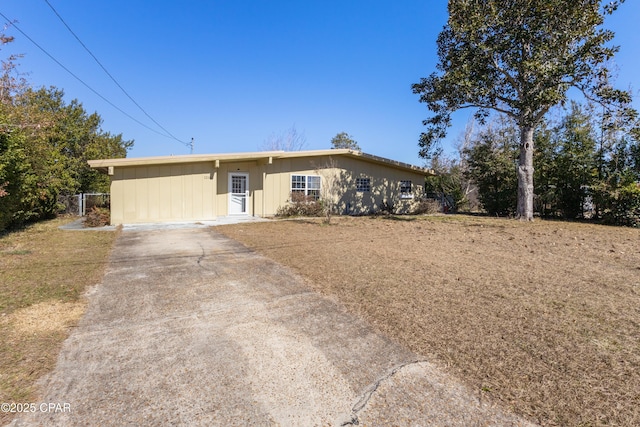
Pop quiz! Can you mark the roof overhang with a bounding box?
[88,149,435,176]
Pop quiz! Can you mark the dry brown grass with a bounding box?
[218,215,640,427]
[0,218,117,425]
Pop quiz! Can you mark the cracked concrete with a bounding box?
[344,360,536,426]
[340,359,428,425]
[10,227,536,426]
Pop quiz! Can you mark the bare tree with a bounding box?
[1,26,29,107]
[456,118,479,209]
[260,125,307,151]
[315,157,342,224]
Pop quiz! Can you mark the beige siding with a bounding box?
[259,155,426,216]
[106,152,428,223]
[110,163,216,224]
[215,161,261,216]
[334,156,426,214]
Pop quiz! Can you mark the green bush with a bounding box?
[605,183,640,227]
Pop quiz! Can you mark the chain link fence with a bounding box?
[58,193,110,216]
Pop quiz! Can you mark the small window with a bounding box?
[400,180,413,198]
[291,174,321,200]
[356,177,371,192]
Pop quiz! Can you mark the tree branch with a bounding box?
[493,55,521,99]
[457,103,516,118]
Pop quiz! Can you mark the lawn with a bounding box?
[217,215,640,427]
[0,218,117,425]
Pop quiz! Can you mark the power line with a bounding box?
[43,0,188,146]
[0,11,185,144]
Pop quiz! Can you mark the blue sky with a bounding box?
[2,1,639,167]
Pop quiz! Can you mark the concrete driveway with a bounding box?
[11,227,535,426]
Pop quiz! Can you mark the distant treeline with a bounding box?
[427,102,640,226]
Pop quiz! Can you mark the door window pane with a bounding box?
[232,176,246,193]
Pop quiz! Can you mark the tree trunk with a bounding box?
[517,126,535,220]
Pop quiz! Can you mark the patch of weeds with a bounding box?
[380,215,416,222]
[2,249,32,255]
[412,198,443,214]
[84,206,110,227]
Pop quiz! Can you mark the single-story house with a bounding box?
[88,149,434,225]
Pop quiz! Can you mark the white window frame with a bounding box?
[356,177,371,192]
[291,174,321,200]
[400,180,413,199]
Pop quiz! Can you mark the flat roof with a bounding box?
[88,149,434,176]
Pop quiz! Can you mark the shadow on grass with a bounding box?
[377,215,418,222]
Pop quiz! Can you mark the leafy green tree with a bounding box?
[532,118,557,217]
[462,104,638,223]
[412,0,636,221]
[553,102,598,218]
[12,87,132,194]
[629,140,640,178]
[330,132,360,151]
[463,117,518,216]
[80,131,131,192]
[0,129,37,229]
[593,134,640,226]
[424,154,468,211]
[1,32,132,230]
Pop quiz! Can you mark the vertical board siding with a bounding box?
[107,155,427,224]
[147,166,160,220]
[109,163,216,224]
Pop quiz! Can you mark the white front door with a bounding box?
[228,173,249,215]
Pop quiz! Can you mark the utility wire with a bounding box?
[43,0,189,146]
[0,11,185,144]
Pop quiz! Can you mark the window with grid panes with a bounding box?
[291,175,321,200]
[400,180,413,198]
[356,177,371,192]
[307,176,321,199]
